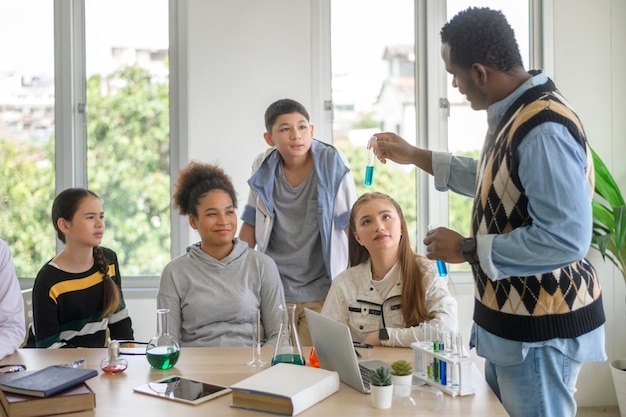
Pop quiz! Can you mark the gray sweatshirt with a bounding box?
[157,238,285,347]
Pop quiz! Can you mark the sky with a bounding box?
[0,0,167,76]
[0,0,527,82]
[331,0,529,110]
[0,0,528,153]
[331,0,414,111]
[330,0,529,152]
[0,1,54,74]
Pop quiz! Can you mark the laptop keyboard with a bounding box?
[359,363,374,390]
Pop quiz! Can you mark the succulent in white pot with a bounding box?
[369,366,393,409]
[390,359,413,398]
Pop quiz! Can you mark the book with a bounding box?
[0,366,98,398]
[230,363,340,416]
[0,372,95,417]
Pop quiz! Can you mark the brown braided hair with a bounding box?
[52,188,122,318]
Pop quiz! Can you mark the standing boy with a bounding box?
[240,98,356,345]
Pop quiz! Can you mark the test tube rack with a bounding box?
[410,341,475,397]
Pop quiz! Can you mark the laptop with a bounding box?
[305,308,389,393]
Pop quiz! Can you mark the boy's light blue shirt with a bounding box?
[432,71,606,365]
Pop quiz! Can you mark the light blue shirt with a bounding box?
[432,71,606,365]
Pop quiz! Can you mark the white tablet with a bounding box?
[133,376,231,405]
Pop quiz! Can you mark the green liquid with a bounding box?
[146,346,180,370]
[271,353,305,366]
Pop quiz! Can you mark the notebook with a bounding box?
[304,308,389,394]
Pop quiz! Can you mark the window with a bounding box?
[1,0,172,279]
[445,0,530,272]
[330,0,531,263]
[85,0,171,276]
[0,1,55,278]
[331,0,418,245]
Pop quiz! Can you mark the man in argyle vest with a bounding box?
[371,7,606,417]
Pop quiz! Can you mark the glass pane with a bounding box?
[85,0,170,276]
[331,0,418,246]
[445,0,529,271]
[0,1,56,278]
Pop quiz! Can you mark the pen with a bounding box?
[66,358,85,368]
[0,364,26,373]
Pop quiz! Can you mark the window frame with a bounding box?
[324,0,550,284]
[20,0,551,291]
[17,0,184,290]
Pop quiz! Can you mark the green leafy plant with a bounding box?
[370,366,392,386]
[390,359,413,376]
[590,147,626,284]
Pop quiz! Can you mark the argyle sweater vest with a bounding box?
[470,74,605,342]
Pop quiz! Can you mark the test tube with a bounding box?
[420,322,432,347]
[427,225,448,276]
[450,363,460,390]
[247,309,266,367]
[455,332,467,358]
[364,137,375,186]
[440,360,447,385]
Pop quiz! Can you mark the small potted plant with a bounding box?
[370,366,393,409]
[390,359,413,397]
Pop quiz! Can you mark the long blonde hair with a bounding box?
[348,192,434,326]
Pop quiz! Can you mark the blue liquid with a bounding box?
[436,260,448,276]
[364,165,374,186]
[440,360,447,385]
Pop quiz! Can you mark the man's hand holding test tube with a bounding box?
[428,225,448,277]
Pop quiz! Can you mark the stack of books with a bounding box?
[0,365,97,417]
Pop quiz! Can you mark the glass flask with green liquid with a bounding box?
[146,308,180,370]
[271,304,305,366]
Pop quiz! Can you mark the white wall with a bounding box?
[186,0,317,222]
[126,0,626,408]
[125,294,156,342]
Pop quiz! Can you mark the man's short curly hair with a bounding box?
[173,161,237,217]
[440,7,523,72]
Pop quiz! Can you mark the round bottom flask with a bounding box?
[100,340,128,374]
[146,308,180,370]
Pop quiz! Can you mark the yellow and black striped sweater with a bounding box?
[470,74,605,342]
[29,247,134,348]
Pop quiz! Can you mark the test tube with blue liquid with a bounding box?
[436,259,448,277]
[364,137,376,186]
[428,225,448,277]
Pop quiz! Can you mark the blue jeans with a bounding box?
[485,346,582,417]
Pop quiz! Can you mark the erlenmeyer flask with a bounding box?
[271,304,305,366]
[146,308,180,370]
